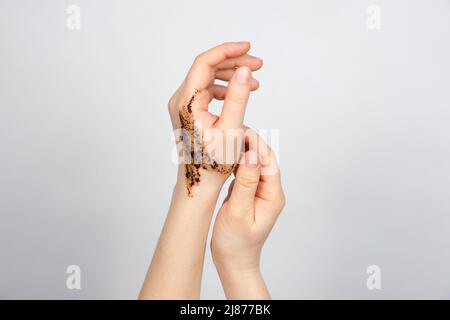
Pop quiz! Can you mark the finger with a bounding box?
[216,54,263,71]
[243,129,285,217]
[208,84,228,101]
[215,66,252,129]
[184,42,251,93]
[215,69,260,91]
[228,151,261,216]
[244,128,280,183]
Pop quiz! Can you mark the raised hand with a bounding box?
[139,43,262,299]
[211,129,285,299]
[168,42,263,197]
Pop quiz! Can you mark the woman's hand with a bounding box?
[139,43,262,299]
[168,42,263,198]
[211,130,285,299]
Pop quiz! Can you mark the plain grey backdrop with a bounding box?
[1,0,450,299]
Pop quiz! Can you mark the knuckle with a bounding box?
[277,191,286,211]
[269,189,285,213]
[168,96,175,109]
[227,92,247,106]
[236,173,259,189]
[194,53,205,65]
[168,94,178,112]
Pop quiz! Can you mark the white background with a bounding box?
[1,0,449,299]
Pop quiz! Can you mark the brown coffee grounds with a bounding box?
[178,90,237,197]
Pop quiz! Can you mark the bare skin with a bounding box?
[211,130,285,299]
[178,89,237,196]
[139,42,285,300]
[139,42,262,299]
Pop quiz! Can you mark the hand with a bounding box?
[211,130,285,299]
[168,42,263,197]
[139,43,263,299]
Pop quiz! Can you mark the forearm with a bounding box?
[216,265,271,300]
[139,179,221,299]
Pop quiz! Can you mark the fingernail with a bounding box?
[236,67,251,85]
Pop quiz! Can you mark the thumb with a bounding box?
[228,151,261,214]
[216,66,252,129]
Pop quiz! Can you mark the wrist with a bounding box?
[174,166,226,200]
[173,179,221,203]
[169,178,222,221]
[213,254,261,281]
[214,262,270,300]
[216,263,261,281]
